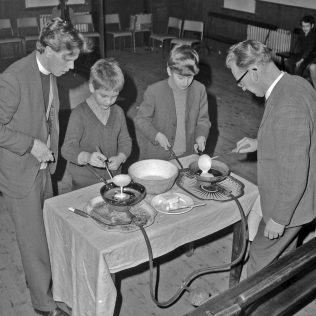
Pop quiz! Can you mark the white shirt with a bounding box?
[265,71,284,100]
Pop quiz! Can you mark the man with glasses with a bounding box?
[226,39,316,276]
[0,18,89,315]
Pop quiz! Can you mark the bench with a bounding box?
[205,12,278,45]
[184,237,316,316]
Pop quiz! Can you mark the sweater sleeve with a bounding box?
[195,84,211,139]
[134,86,160,143]
[61,107,85,165]
[117,108,132,159]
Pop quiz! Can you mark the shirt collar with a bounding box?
[265,71,284,100]
[36,55,51,75]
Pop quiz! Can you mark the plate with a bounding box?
[83,196,157,232]
[151,192,194,215]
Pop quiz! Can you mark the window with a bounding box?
[224,0,256,13]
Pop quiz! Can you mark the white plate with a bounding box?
[151,192,194,215]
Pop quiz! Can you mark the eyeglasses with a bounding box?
[236,68,257,86]
[236,69,249,85]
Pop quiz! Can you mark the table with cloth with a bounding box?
[43,155,259,316]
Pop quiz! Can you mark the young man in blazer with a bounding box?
[0,18,88,315]
[226,39,316,276]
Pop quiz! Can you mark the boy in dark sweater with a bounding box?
[61,58,131,190]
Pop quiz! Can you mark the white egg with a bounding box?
[198,154,212,175]
[112,174,132,187]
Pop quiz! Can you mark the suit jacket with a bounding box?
[134,79,211,160]
[257,73,316,227]
[0,51,59,198]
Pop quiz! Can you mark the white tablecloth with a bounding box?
[43,155,259,316]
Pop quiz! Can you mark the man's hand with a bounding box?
[155,132,170,150]
[233,137,258,153]
[264,218,285,239]
[194,136,206,153]
[31,139,54,163]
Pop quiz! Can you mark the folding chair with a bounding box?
[74,14,100,41]
[0,18,23,58]
[105,13,133,52]
[150,17,182,52]
[130,13,152,53]
[171,19,204,48]
[17,17,40,54]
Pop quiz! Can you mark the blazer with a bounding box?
[0,52,59,198]
[134,79,211,160]
[257,73,316,227]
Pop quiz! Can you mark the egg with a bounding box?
[112,174,132,188]
[198,154,213,175]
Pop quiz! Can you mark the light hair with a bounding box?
[167,44,199,76]
[226,40,272,69]
[90,58,124,92]
[36,18,91,54]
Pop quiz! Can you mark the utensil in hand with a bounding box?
[85,164,107,184]
[68,207,90,218]
[211,151,235,160]
[96,145,113,179]
[167,146,184,169]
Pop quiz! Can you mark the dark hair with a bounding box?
[301,15,315,26]
[167,44,199,76]
[90,58,124,92]
[36,18,90,54]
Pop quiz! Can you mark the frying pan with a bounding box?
[188,159,229,185]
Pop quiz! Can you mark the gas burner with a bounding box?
[176,173,244,201]
[200,184,219,193]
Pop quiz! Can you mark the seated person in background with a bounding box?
[308,63,316,88]
[134,44,211,160]
[52,0,75,25]
[61,58,132,190]
[285,15,316,76]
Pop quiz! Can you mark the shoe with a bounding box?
[47,307,70,316]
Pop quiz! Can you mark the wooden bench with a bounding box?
[184,237,316,316]
[205,12,278,45]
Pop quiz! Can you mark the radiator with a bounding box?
[247,25,292,63]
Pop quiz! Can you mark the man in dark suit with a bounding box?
[226,40,316,276]
[0,18,88,315]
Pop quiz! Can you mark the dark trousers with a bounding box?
[4,169,56,312]
[247,219,301,276]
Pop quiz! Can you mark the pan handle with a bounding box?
[85,164,107,184]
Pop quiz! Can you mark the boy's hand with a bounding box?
[108,153,126,170]
[194,136,206,153]
[155,132,171,150]
[87,152,107,168]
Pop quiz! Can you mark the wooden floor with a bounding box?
[0,45,315,316]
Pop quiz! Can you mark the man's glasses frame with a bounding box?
[236,68,257,86]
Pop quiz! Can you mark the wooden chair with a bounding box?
[0,18,23,58]
[150,17,182,52]
[105,13,133,52]
[17,17,40,53]
[130,13,152,53]
[171,19,204,48]
[184,237,316,316]
[74,14,100,42]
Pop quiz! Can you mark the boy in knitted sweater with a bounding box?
[61,58,131,190]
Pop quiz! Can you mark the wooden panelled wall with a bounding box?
[1,0,316,48]
[145,0,316,43]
